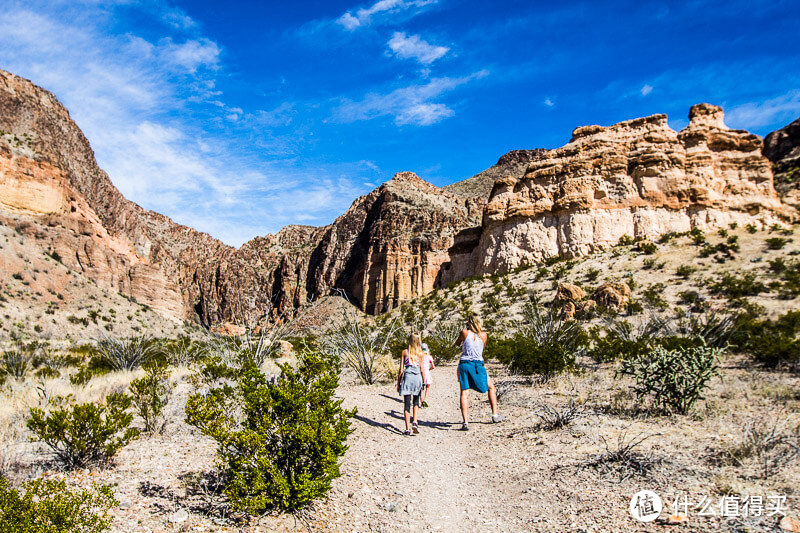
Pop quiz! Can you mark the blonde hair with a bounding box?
[406,333,423,366]
[466,314,483,335]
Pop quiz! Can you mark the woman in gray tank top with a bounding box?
[455,314,505,431]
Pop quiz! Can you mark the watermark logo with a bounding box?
[630,490,662,522]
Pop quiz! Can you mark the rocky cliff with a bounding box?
[764,117,800,210]
[2,66,796,329]
[470,104,789,274]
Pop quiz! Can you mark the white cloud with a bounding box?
[0,2,378,246]
[331,70,489,126]
[387,32,448,64]
[543,98,554,107]
[641,84,653,96]
[336,0,437,30]
[726,90,800,130]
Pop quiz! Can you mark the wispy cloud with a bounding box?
[726,90,800,130]
[640,84,653,96]
[0,2,378,246]
[331,70,488,126]
[387,32,448,64]
[543,98,555,107]
[337,0,437,30]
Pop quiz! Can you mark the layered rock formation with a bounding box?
[472,104,788,273]
[2,66,796,328]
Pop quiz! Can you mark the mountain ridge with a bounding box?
[1,67,797,331]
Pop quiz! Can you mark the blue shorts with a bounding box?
[458,360,488,393]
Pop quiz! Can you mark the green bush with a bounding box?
[731,310,800,368]
[676,265,696,279]
[746,223,758,234]
[638,241,658,255]
[27,393,139,468]
[766,237,791,250]
[0,477,116,532]
[618,234,634,246]
[710,272,768,298]
[185,349,354,513]
[129,359,172,435]
[690,227,706,245]
[617,342,722,415]
[489,333,577,376]
[487,301,586,377]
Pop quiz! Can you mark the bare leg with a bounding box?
[404,396,411,431]
[422,385,430,402]
[460,389,469,423]
[487,377,499,416]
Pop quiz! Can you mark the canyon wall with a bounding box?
[1,67,796,328]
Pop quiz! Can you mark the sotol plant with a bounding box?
[185,348,355,513]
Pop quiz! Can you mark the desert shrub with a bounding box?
[159,336,207,366]
[616,342,722,415]
[710,272,767,298]
[1,349,32,380]
[27,393,139,468]
[531,399,594,431]
[95,335,158,371]
[676,264,696,278]
[488,301,586,378]
[582,430,663,482]
[185,349,354,513]
[638,241,658,255]
[766,237,791,250]
[321,307,400,385]
[731,310,800,368]
[717,415,800,479]
[675,310,737,349]
[129,359,172,435]
[746,223,758,234]
[0,477,116,533]
[690,227,706,245]
[424,322,462,362]
[641,283,668,310]
[618,234,634,246]
[208,324,293,371]
[586,315,689,363]
[585,268,600,282]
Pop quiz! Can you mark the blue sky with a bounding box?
[1,0,799,246]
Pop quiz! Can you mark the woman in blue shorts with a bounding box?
[455,314,505,431]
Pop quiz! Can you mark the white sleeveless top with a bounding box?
[460,332,484,362]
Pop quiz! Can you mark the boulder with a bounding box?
[556,283,586,302]
[592,282,631,309]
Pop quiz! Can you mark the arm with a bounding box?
[455,328,468,347]
[396,350,407,392]
[480,332,488,346]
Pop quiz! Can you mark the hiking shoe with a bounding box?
[412,424,419,434]
[403,429,412,436]
[491,414,506,423]
[421,401,429,408]
[460,423,469,431]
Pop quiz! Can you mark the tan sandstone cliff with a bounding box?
[472,104,790,274]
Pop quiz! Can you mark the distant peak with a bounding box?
[689,103,726,128]
[496,149,547,166]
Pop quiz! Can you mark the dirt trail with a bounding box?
[312,363,530,532]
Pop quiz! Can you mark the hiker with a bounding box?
[420,342,435,407]
[396,332,425,435]
[455,314,505,431]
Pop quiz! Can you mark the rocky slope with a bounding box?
[764,116,800,210]
[1,66,797,331]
